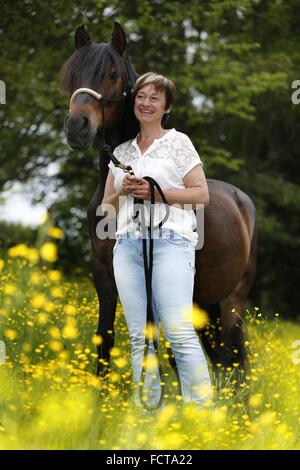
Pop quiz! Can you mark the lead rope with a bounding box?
[103,144,170,412]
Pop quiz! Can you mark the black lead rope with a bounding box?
[103,144,170,411]
[136,177,170,412]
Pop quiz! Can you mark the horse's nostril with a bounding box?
[81,116,89,131]
[65,115,90,135]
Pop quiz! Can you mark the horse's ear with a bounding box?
[111,22,126,56]
[75,25,92,50]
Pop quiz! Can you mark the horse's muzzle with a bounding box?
[64,114,96,149]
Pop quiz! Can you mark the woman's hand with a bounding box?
[122,175,151,200]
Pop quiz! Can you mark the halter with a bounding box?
[69,86,128,113]
[68,85,130,151]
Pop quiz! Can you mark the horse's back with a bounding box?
[194,179,256,306]
[207,179,256,238]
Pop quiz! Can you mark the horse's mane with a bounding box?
[60,42,138,93]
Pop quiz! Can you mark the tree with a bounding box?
[1,0,299,315]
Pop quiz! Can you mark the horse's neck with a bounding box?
[97,128,121,200]
[97,94,139,200]
[98,147,110,202]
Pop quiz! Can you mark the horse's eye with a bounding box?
[110,71,119,81]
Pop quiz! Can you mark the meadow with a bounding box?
[0,229,300,450]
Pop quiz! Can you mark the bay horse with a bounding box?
[61,22,257,389]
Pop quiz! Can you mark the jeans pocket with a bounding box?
[164,236,189,248]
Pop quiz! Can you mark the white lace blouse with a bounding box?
[108,128,203,246]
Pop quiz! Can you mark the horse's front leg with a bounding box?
[91,246,118,377]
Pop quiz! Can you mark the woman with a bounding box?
[103,72,212,409]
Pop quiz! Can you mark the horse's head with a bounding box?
[61,22,135,149]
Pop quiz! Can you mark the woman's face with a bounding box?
[134,84,169,126]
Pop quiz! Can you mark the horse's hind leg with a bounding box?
[198,303,222,368]
[95,292,118,377]
[217,259,256,392]
[197,303,224,393]
[200,265,256,394]
[219,295,247,370]
[217,217,257,392]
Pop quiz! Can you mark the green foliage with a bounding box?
[1,0,300,315]
[0,220,37,249]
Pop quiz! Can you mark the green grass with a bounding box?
[1,246,300,450]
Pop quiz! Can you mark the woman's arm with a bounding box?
[102,170,125,213]
[128,164,209,209]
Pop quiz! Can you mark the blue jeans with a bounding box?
[113,230,212,408]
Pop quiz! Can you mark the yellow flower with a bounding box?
[63,304,76,316]
[49,326,61,339]
[156,403,176,429]
[48,226,64,240]
[4,284,16,295]
[31,294,46,309]
[30,272,41,284]
[59,351,69,361]
[44,301,55,312]
[27,248,39,263]
[183,304,209,329]
[51,286,63,298]
[110,347,121,357]
[136,433,147,444]
[114,357,128,369]
[142,354,158,371]
[110,372,120,383]
[8,243,29,258]
[22,342,32,352]
[4,329,18,340]
[143,322,158,340]
[48,270,62,282]
[0,259,5,271]
[37,313,49,325]
[40,243,58,262]
[92,335,103,346]
[49,341,63,352]
[7,243,38,262]
[249,393,263,408]
[62,319,79,339]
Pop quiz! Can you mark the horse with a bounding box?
[61,22,257,389]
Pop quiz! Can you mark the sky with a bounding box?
[0,182,47,227]
[0,161,63,227]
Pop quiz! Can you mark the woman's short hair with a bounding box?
[133,72,176,110]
